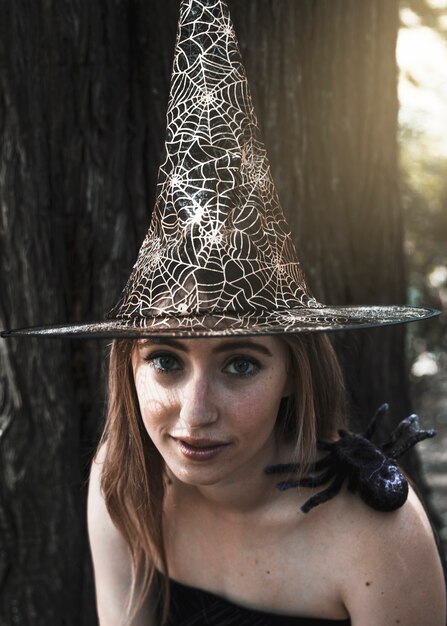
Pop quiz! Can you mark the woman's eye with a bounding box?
[225,357,259,377]
[146,353,181,373]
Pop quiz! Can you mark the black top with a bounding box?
[164,577,351,626]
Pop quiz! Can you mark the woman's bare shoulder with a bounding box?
[331,486,446,625]
[328,481,436,539]
[88,442,113,530]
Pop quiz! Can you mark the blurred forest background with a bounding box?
[0,0,446,624]
[398,0,447,551]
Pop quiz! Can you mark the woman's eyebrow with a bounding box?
[137,339,273,357]
[137,338,189,352]
[212,341,273,356]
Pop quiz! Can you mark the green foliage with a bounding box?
[398,1,447,358]
[400,123,447,354]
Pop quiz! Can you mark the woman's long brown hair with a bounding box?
[98,340,169,623]
[97,332,348,624]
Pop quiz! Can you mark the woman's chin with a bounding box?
[167,464,226,489]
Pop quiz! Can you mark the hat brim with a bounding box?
[1,305,439,339]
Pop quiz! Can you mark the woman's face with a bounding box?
[131,336,291,488]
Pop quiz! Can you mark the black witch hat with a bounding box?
[1,0,438,339]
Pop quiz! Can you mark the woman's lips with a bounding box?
[173,437,230,461]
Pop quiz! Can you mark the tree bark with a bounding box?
[233,0,408,422]
[0,1,440,624]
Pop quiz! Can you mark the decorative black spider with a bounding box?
[265,404,436,513]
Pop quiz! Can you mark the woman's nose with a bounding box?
[179,376,218,428]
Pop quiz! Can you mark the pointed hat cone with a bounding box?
[109,0,317,326]
[1,0,438,338]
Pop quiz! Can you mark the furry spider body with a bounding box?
[266,404,436,513]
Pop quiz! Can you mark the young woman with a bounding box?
[88,334,445,625]
[3,1,445,624]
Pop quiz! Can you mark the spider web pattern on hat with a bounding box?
[1,0,438,339]
[109,0,317,325]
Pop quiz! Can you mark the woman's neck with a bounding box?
[166,438,296,519]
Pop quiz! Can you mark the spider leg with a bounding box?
[298,464,338,487]
[381,414,436,458]
[301,472,346,513]
[265,463,300,476]
[381,414,417,452]
[311,455,333,472]
[388,429,436,459]
[364,403,389,441]
[277,464,338,491]
[266,454,333,477]
[276,479,301,491]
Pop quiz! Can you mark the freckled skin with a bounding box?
[132,337,291,494]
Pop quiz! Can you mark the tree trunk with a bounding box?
[233,0,408,422]
[0,1,440,624]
